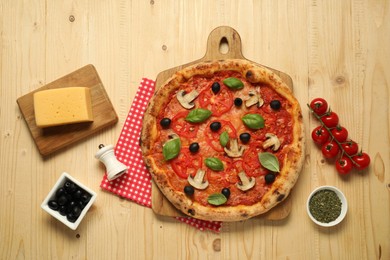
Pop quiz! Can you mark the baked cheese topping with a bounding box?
[153,70,294,207]
[33,87,94,128]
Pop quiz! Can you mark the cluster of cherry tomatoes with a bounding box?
[309,98,370,175]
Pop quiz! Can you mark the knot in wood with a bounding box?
[212,238,221,252]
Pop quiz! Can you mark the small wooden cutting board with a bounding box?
[17,65,118,157]
[151,26,294,221]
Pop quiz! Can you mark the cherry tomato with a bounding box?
[310,98,328,116]
[335,156,353,175]
[331,126,348,143]
[171,110,199,139]
[341,140,359,156]
[352,152,371,170]
[311,126,330,145]
[199,84,233,116]
[171,149,203,179]
[321,112,339,128]
[321,141,340,158]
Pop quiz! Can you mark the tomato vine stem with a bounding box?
[307,104,360,167]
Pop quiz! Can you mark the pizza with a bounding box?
[140,59,305,221]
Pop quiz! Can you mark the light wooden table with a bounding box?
[1,1,389,259]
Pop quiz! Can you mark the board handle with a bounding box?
[203,26,245,60]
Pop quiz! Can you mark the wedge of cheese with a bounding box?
[33,87,94,127]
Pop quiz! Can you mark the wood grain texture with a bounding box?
[1,1,389,259]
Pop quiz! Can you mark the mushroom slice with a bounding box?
[262,133,281,151]
[224,138,244,158]
[187,169,209,190]
[236,171,255,191]
[168,133,180,139]
[245,90,264,108]
[176,90,199,109]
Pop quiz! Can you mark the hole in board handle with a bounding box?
[219,37,229,54]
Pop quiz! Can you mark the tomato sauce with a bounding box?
[152,70,293,207]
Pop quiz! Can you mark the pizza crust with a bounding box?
[141,59,305,222]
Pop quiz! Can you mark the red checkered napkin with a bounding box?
[100,78,222,233]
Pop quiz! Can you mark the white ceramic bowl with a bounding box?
[306,185,347,227]
[41,172,97,230]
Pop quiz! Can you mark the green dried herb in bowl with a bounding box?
[307,186,347,227]
[309,189,341,223]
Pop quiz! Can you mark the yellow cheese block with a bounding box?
[33,87,94,127]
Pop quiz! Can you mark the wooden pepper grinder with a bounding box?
[95,144,127,181]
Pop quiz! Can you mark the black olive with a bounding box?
[77,200,85,209]
[160,118,171,129]
[270,100,281,110]
[72,206,82,217]
[189,142,200,153]
[56,187,66,198]
[68,201,77,209]
[48,200,59,210]
[234,97,243,107]
[57,195,68,206]
[64,181,77,193]
[65,204,72,214]
[64,181,71,191]
[65,193,73,203]
[211,82,220,94]
[80,193,91,204]
[239,133,251,144]
[58,205,67,216]
[265,173,276,184]
[66,213,78,223]
[184,186,195,196]
[210,122,221,131]
[221,188,231,199]
[72,189,83,199]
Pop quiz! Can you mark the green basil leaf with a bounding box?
[242,114,265,129]
[205,157,224,171]
[163,138,181,161]
[223,77,244,90]
[219,131,229,147]
[185,108,212,123]
[258,152,280,172]
[207,193,227,206]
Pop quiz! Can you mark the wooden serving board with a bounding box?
[17,64,118,157]
[151,26,293,220]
